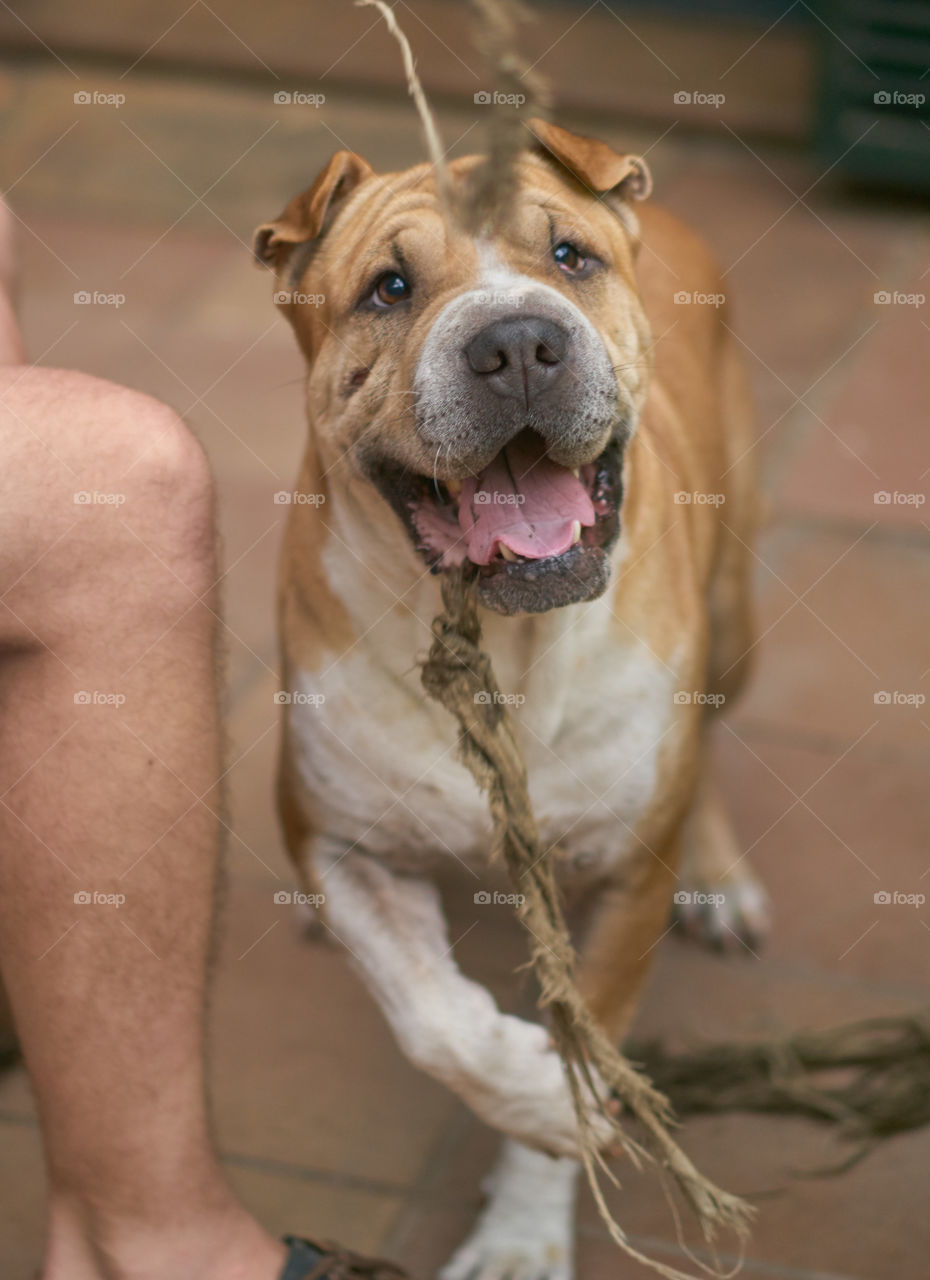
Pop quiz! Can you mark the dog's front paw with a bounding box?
[467,1016,617,1160]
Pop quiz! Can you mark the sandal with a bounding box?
[280,1235,410,1280]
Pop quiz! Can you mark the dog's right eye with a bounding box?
[372,272,411,307]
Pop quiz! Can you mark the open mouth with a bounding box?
[371,428,624,615]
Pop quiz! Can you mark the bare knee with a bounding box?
[0,369,215,643]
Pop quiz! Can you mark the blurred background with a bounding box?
[0,2,928,1277]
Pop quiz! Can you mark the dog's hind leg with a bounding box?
[674,766,770,951]
[440,1141,578,1280]
[674,330,769,952]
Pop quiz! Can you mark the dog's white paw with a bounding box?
[440,1142,577,1280]
[674,866,770,952]
[467,1016,617,1160]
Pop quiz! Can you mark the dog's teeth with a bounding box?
[499,544,518,562]
[446,478,462,498]
[571,520,582,544]
[571,468,580,478]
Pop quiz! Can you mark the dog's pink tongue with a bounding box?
[459,433,596,565]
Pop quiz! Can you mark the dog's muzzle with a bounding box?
[364,283,634,615]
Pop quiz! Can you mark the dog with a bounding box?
[255,119,769,1280]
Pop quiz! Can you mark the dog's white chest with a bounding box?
[287,597,681,874]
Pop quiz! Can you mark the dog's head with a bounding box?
[255,121,653,615]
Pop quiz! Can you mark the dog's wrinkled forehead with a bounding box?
[252,119,652,340]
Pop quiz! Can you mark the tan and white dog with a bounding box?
[255,121,768,1280]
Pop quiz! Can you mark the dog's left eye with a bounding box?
[372,272,410,307]
[553,242,585,273]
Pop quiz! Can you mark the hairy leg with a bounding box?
[0,364,285,1280]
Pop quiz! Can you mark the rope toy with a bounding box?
[421,570,754,1280]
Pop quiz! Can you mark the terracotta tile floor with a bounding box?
[0,53,927,1280]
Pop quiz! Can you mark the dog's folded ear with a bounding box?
[527,119,652,213]
[253,151,374,273]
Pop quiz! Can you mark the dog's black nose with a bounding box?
[464,315,569,404]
